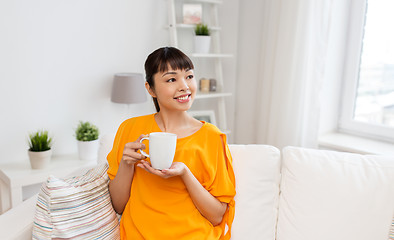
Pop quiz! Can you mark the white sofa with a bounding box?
[1,143,394,240]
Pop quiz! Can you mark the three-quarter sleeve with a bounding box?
[107,120,129,180]
[201,132,236,240]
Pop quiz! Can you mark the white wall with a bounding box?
[0,0,240,164]
[220,0,240,143]
[0,0,166,163]
[234,0,265,143]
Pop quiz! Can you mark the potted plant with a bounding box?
[194,23,211,53]
[28,130,53,169]
[75,121,100,161]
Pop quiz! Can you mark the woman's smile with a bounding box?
[174,94,192,103]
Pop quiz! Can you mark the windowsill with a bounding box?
[318,132,394,155]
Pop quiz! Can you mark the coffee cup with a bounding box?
[139,132,177,170]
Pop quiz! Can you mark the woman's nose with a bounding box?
[178,78,189,91]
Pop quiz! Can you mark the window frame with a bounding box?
[339,0,394,143]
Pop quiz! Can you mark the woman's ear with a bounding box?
[145,82,157,98]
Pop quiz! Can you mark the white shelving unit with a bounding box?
[167,0,232,133]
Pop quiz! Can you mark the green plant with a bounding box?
[194,24,210,36]
[75,121,99,141]
[28,130,52,152]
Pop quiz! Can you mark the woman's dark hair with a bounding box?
[144,47,194,112]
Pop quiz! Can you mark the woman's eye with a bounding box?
[167,78,176,83]
[187,75,194,80]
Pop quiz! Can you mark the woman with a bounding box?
[107,47,236,240]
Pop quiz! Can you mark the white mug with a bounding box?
[139,132,177,170]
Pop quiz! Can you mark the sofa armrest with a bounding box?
[0,163,104,240]
[0,194,37,240]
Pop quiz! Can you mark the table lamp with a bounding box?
[111,73,147,104]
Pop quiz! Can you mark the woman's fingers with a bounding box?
[122,134,148,165]
[123,145,145,157]
[124,134,148,152]
[161,162,185,177]
[123,151,145,161]
[122,146,145,164]
[124,141,146,151]
[137,160,182,179]
[138,161,163,175]
[136,134,148,143]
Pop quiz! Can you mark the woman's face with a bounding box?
[146,67,197,113]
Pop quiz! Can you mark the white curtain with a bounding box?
[234,0,334,149]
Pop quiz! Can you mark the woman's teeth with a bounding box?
[177,95,188,100]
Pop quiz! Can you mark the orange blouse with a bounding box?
[107,114,236,240]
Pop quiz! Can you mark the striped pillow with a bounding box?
[390,216,394,240]
[32,163,120,239]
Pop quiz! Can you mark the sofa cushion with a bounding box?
[32,163,120,239]
[277,146,394,240]
[229,144,281,240]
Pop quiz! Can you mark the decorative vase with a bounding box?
[28,149,52,169]
[194,35,211,53]
[77,139,99,161]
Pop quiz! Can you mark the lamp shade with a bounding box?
[111,73,147,104]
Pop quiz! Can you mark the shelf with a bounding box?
[175,24,221,31]
[166,24,221,31]
[195,92,232,99]
[191,53,233,58]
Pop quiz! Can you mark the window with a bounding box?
[340,0,394,143]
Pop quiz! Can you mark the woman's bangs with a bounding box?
[158,52,194,73]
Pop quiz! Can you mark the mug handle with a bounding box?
[139,137,149,158]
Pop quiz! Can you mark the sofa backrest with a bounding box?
[277,146,394,240]
[230,144,281,240]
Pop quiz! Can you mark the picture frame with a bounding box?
[183,3,202,24]
[189,110,216,125]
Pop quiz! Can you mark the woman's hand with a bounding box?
[122,134,147,166]
[137,161,187,179]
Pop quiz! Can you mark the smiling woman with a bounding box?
[144,47,195,113]
[145,66,196,114]
[107,47,236,240]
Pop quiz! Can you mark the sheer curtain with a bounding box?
[234,0,334,149]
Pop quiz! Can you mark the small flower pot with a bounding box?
[28,149,52,169]
[77,139,99,161]
[194,35,211,53]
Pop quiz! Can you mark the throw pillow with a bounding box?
[32,163,120,240]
